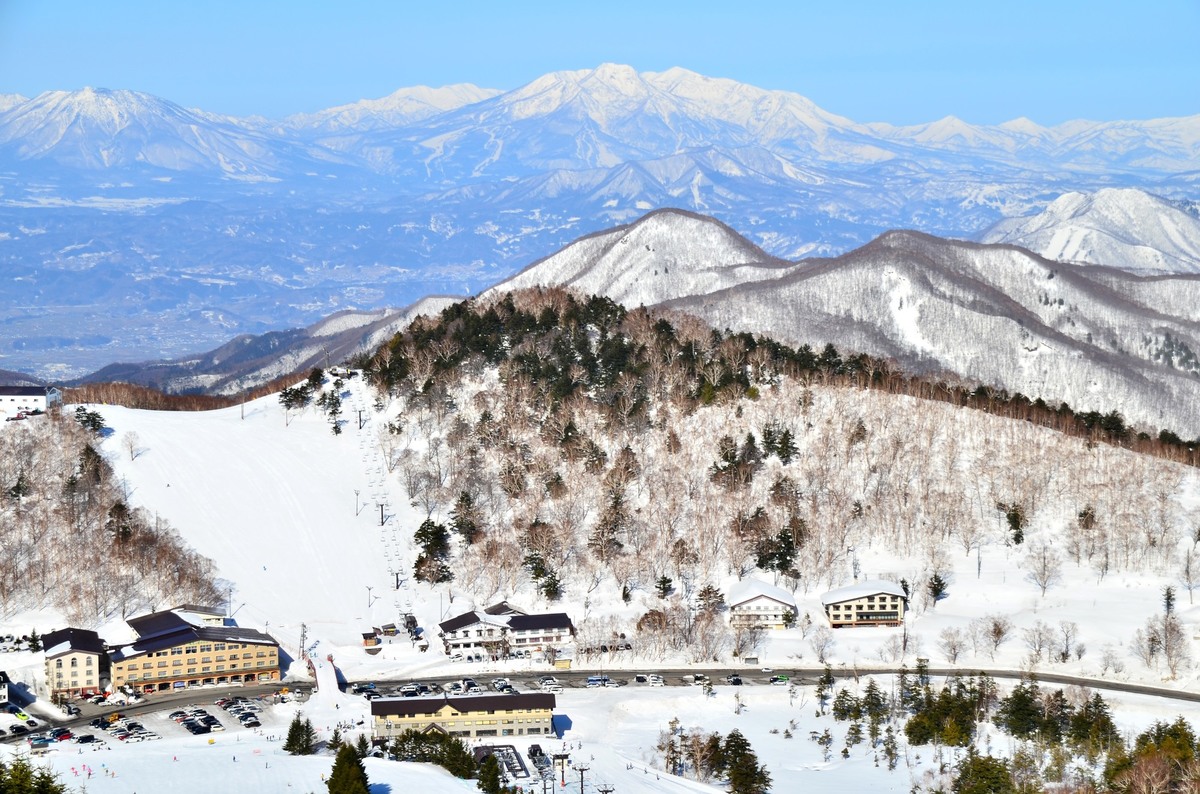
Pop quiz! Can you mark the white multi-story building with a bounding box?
[0,386,61,419]
[42,628,107,699]
[438,605,575,658]
[727,579,798,630]
[821,580,908,628]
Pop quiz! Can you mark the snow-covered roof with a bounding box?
[42,627,106,658]
[438,610,509,633]
[820,579,907,606]
[727,578,797,609]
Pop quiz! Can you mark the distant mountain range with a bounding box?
[1,65,1197,378]
[498,210,1200,437]
[982,188,1200,273]
[82,206,1200,438]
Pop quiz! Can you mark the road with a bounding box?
[357,664,1200,703]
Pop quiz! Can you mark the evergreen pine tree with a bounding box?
[284,714,315,755]
[438,736,479,779]
[284,715,306,755]
[355,733,370,759]
[328,726,343,753]
[723,729,771,794]
[477,753,503,794]
[327,744,370,794]
[1,756,69,793]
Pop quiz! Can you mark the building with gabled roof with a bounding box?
[0,385,60,419]
[371,692,555,740]
[110,607,279,693]
[42,627,107,699]
[727,578,798,630]
[437,608,574,658]
[821,580,908,628]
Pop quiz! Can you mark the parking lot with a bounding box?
[0,685,287,749]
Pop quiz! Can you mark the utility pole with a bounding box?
[597,785,614,794]
[376,503,386,526]
[358,409,366,430]
[576,764,589,793]
[366,586,374,609]
[354,489,362,516]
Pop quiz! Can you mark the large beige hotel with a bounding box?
[371,692,556,740]
[43,605,280,700]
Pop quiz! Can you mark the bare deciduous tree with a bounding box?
[1025,543,1063,596]
[809,625,835,664]
[937,626,966,664]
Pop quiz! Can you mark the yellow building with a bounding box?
[42,628,107,700]
[372,693,555,740]
[109,607,279,693]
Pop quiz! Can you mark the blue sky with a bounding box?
[1,0,1196,125]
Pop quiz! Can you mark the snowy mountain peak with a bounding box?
[488,208,794,308]
[0,93,28,113]
[997,116,1048,136]
[981,187,1200,274]
[284,83,501,132]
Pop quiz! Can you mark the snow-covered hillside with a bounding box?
[282,83,501,135]
[0,87,343,176]
[496,216,1200,436]
[982,188,1200,274]
[488,208,796,307]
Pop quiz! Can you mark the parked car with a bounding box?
[242,719,261,728]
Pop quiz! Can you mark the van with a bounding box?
[585,676,609,688]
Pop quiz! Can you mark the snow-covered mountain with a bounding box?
[3,65,1199,378]
[981,188,1200,274]
[488,208,796,306]
[76,294,460,395]
[0,87,348,177]
[498,212,1200,436]
[282,83,501,135]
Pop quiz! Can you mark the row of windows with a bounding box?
[120,650,274,669]
[53,657,95,668]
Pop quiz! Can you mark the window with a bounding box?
[71,658,78,667]
[55,659,62,669]
[86,657,93,666]
[214,643,226,651]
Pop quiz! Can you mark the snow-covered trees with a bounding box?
[0,412,220,623]
[356,288,1199,666]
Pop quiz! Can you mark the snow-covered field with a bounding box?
[3,372,1200,791]
[5,680,1200,794]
